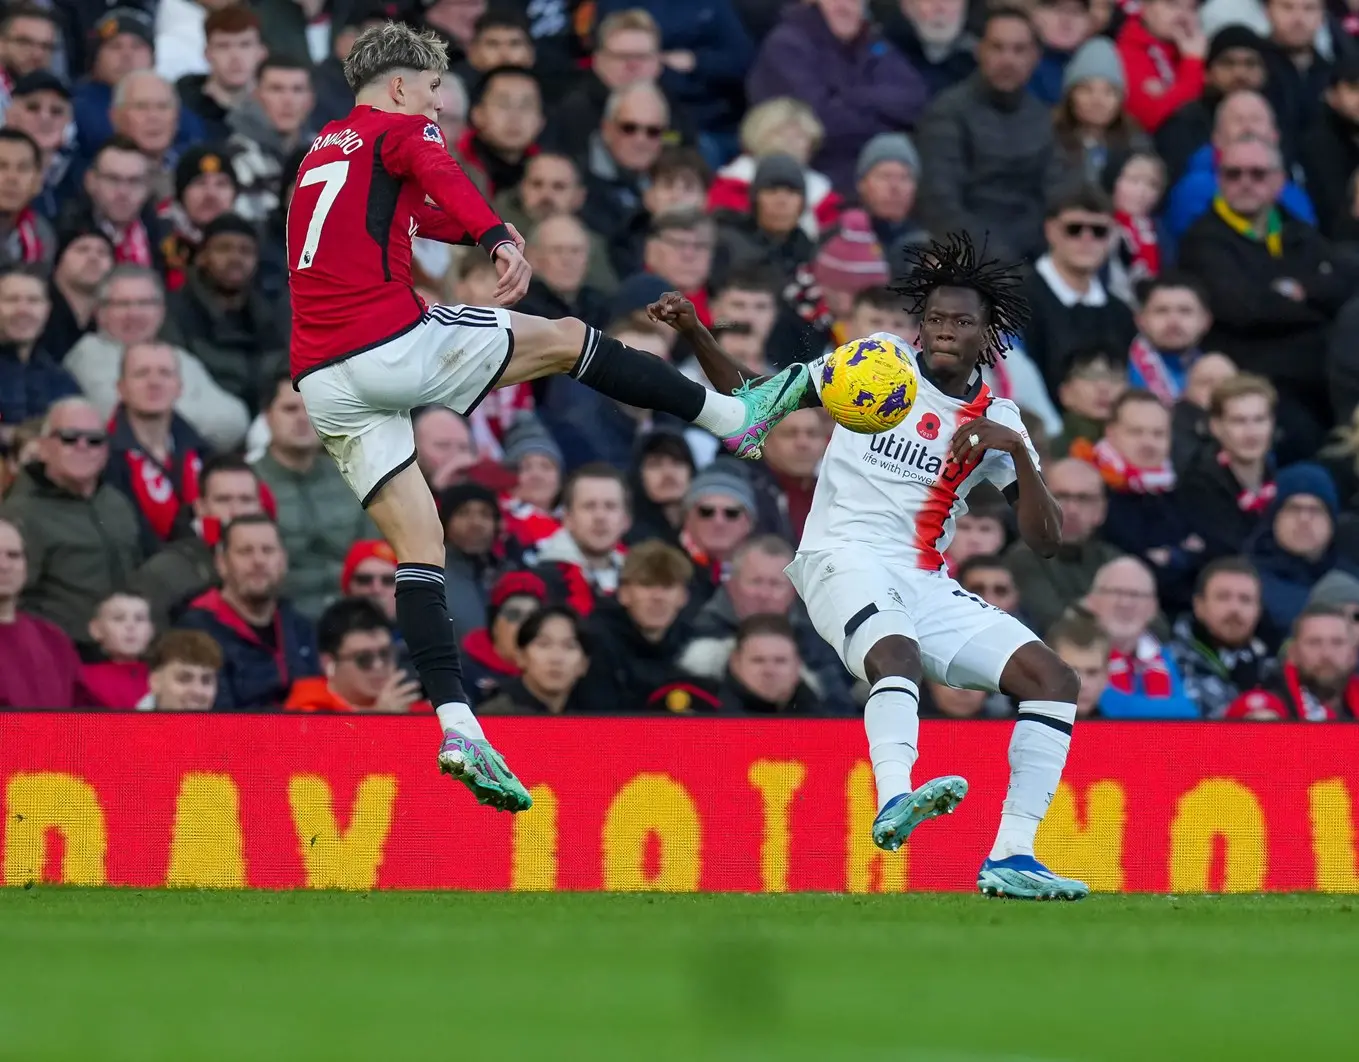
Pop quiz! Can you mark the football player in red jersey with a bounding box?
[288,22,812,812]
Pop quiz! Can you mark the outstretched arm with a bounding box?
[648,292,759,394]
[952,421,1062,558]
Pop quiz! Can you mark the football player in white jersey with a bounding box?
[650,234,1089,900]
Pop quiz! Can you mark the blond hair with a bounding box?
[344,22,449,93]
[595,9,659,50]
[1208,373,1277,419]
[739,97,823,160]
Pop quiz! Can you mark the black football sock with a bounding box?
[570,326,742,429]
[393,563,477,731]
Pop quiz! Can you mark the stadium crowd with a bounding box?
[2,0,1359,720]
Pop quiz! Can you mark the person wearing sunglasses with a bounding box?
[286,597,431,714]
[0,396,143,648]
[1178,135,1355,464]
[1023,183,1135,392]
[678,463,756,603]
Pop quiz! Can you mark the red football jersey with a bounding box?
[287,106,513,381]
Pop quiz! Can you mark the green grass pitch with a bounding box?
[1,890,1354,1062]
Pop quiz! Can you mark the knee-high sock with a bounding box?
[864,676,921,811]
[989,700,1075,860]
[569,326,746,434]
[394,563,484,740]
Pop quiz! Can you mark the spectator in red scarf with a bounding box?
[103,340,207,554]
[6,71,76,219]
[1126,272,1213,404]
[67,135,165,272]
[285,598,430,714]
[79,590,152,708]
[633,208,716,325]
[1054,345,1129,456]
[127,454,264,629]
[453,65,542,199]
[1227,605,1359,720]
[0,263,79,424]
[1116,0,1206,134]
[679,463,756,607]
[532,463,631,616]
[498,418,563,552]
[0,515,86,708]
[160,145,239,292]
[1074,388,1205,611]
[1084,555,1198,717]
[1177,374,1278,559]
[0,128,52,271]
[461,569,548,703]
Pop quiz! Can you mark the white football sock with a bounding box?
[989,700,1075,861]
[864,676,921,812]
[692,390,748,435]
[436,701,485,741]
[807,355,828,398]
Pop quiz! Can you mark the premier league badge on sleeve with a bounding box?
[423,122,443,144]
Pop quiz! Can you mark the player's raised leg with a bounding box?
[498,311,810,458]
[789,555,967,853]
[363,459,531,812]
[859,633,969,852]
[978,640,1088,900]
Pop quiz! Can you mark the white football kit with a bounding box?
[786,334,1043,690]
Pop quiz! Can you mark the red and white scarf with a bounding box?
[1127,334,1181,405]
[1107,634,1173,698]
[1114,211,1160,290]
[123,445,202,541]
[1144,37,1177,87]
[102,217,153,268]
[1217,451,1276,514]
[7,207,45,264]
[1086,437,1176,494]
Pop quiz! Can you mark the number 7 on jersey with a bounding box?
[293,160,349,270]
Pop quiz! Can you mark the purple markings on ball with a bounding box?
[852,389,875,407]
[880,384,910,416]
[822,360,835,386]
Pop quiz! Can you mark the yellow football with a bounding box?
[819,337,918,434]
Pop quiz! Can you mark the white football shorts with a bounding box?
[786,548,1041,690]
[297,304,513,506]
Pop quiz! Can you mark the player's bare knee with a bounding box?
[863,635,922,685]
[1003,643,1079,704]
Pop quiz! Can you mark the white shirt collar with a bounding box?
[1035,254,1108,308]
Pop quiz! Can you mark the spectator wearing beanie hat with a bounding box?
[6,72,77,220]
[1155,25,1268,185]
[499,417,565,551]
[39,225,115,359]
[812,209,890,345]
[71,9,157,158]
[340,540,399,621]
[1248,463,1359,635]
[161,146,240,292]
[855,133,929,274]
[461,570,549,704]
[680,462,758,604]
[1054,36,1153,187]
[439,481,513,641]
[714,153,816,285]
[164,211,286,411]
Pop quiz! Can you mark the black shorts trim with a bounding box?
[292,315,425,387]
[844,602,879,639]
[360,449,418,509]
[456,329,515,417]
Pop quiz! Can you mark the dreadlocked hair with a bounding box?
[893,232,1029,367]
